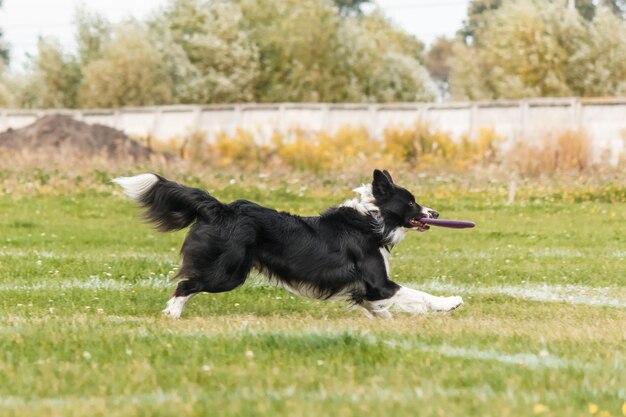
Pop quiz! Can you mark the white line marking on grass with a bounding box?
[527,248,583,257]
[248,277,626,308]
[0,276,172,291]
[155,328,581,370]
[0,390,179,409]
[0,249,177,262]
[397,248,626,260]
[0,385,502,406]
[0,275,624,308]
[412,281,626,308]
[392,342,574,369]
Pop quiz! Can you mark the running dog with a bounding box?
[113,170,463,318]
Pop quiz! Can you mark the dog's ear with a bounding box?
[382,170,394,184]
[372,169,393,198]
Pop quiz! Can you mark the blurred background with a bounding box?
[0,0,624,179]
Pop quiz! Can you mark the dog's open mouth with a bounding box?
[409,217,430,232]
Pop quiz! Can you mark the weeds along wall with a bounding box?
[1,98,624,165]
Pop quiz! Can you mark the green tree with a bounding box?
[150,0,259,103]
[79,23,173,107]
[338,11,434,102]
[0,0,10,104]
[235,0,344,102]
[0,69,14,106]
[235,0,431,102]
[4,0,435,107]
[0,0,8,65]
[459,0,624,44]
[334,0,371,16]
[75,7,112,67]
[18,39,82,108]
[425,37,454,98]
[568,6,626,95]
[450,0,625,99]
[458,0,502,44]
[574,0,625,20]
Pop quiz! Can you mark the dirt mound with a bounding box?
[0,114,153,160]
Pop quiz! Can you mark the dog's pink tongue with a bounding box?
[420,218,475,229]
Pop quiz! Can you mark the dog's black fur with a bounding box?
[119,169,443,315]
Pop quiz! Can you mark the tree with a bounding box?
[449,41,491,100]
[150,0,259,103]
[334,0,371,16]
[75,7,112,67]
[0,69,14,107]
[4,0,435,107]
[235,0,344,102]
[0,0,11,106]
[18,39,82,108]
[338,11,434,102]
[0,0,8,65]
[79,23,173,107]
[458,0,502,44]
[450,0,626,99]
[574,0,625,20]
[568,6,626,95]
[459,0,624,45]
[425,37,454,99]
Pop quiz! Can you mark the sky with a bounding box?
[0,0,470,71]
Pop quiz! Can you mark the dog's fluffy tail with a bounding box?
[112,173,223,232]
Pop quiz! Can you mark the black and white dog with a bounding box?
[113,170,463,318]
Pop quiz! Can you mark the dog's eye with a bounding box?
[408,201,415,208]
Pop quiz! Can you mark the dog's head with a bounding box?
[371,169,438,232]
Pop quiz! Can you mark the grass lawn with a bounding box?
[0,177,625,417]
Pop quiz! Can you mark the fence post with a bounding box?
[234,105,243,136]
[151,108,161,137]
[572,98,582,129]
[519,100,529,141]
[114,109,122,130]
[419,102,428,124]
[192,106,202,134]
[368,104,378,138]
[278,103,286,133]
[469,102,478,139]
[322,104,331,132]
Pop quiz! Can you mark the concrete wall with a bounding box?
[1,98,624,162]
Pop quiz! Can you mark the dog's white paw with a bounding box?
[162,296,188,318]
[431,295,463,312]
[162,307,181,318]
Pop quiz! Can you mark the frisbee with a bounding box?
[420,218,475,229]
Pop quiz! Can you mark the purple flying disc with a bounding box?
[420,218,475,229]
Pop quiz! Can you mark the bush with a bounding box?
[504,129,591,177]
[276,126,378,172]
[178,122,503,173]
[383,123,502,169]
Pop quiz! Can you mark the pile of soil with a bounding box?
[0,114,153,160]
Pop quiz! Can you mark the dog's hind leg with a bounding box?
[163,241,255,318]
[163,280,201,318]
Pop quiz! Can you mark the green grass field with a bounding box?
[1,177,625,417]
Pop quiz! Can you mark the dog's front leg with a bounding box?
[361,301,393,319]
[365,285,463,315]
[391,286,463,313]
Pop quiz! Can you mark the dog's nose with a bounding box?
[431,210,439,219]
